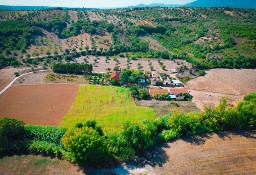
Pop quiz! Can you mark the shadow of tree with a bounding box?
[216,130,256,140]
[180,133,212,145]
[145,142,170,167]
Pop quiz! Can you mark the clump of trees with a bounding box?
[52,63,92,74]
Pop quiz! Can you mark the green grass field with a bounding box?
[60,85,157,132]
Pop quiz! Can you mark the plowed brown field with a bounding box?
[0,84,78,126]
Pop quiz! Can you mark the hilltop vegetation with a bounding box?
[0,7,255,69]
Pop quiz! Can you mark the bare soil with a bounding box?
[0,155,83,175]
[69,11,78,23]
[87,130,256,175]
[151,130,256,175]
[0,84,78,126]
[187,69,256,110]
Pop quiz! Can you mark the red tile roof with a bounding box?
[149,88,168,96]
[169,88,188,94]
[110,71,120,81]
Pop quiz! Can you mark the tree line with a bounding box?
[52,63,92,74]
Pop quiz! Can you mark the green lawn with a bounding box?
[60,85,157,133]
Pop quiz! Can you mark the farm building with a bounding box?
[169,87,188,96]
[149,88,168,96]
[110,71,120,82]
[171,80,184,87]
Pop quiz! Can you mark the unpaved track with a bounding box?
[0,70,49,96]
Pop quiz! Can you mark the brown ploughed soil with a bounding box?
[187,69,256,110]
[151,131,256,175]
[0,84,78,126]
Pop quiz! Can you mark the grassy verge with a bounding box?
[60,85,157,133]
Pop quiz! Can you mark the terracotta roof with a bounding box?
[110,71,120,81]
[149,88,168,96]
[169,88,188,94]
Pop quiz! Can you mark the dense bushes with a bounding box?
[0,118,26,152]
[0,56,20,68]
[1,92,255,166]
[52,63,93,74]
[0,120,66,156]
[25,125,66,145]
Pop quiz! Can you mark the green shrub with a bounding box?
[183,93,193,101]
[122,121,158,154]
[108,133,135,162]
[28,140,63,157]
[152,94,169,100]
[61,126,110,165]
[25,125,66,145]
[198,70,206,76]
[0,118,25,152]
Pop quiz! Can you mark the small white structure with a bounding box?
[168,94,177,99]
[171,69,177,73]
[171,80,184,87]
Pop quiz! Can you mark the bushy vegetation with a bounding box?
[0,92,255,166]
[0,20,43,51]
[52,63,92,74]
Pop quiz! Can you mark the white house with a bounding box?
[171,80,184,87]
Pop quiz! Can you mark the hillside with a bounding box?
[187,0,256,9]
[0,7,255,70]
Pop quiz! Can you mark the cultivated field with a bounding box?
[187,69,256,110]
[0,84,78,126]
[61,85,157,132]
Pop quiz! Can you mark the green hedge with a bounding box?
[25,125,66,145]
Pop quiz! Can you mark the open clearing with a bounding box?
[187,69,256,110]
[0,84,78,126]
[61,85,157,132]
[1,131,255,175]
